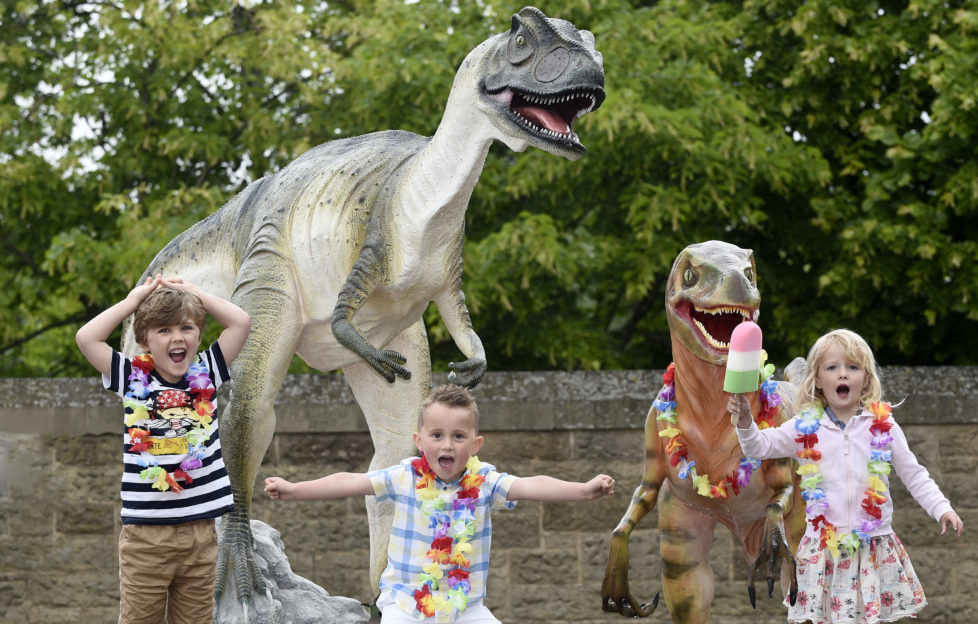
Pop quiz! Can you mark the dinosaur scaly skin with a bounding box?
[601,241,806,622]
[123,7,604,618]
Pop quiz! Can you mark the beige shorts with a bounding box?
[118,518,217,624]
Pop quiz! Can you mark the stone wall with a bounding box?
[1,368,976,623]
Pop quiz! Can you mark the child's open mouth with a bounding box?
[438,455,455,472]
[836,384,850,399]
[169,348,187,364]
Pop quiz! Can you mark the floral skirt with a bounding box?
[787,533,926,624]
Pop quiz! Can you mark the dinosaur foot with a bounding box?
[448,356,487,389]
[601,592,659,618]
[214,518,369,624]
[214,514,274,624]
[747,575,786,609]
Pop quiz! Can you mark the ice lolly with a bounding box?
[724,321,762,393]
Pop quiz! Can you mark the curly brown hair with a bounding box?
[133,288,207,347]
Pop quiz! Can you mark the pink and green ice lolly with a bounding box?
[724,321,762,393]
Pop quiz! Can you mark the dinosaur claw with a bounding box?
[767,576,775,599]
[789,584,798,606]
[748,584,756,609]
[643,592,660,615]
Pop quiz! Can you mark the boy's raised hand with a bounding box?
[159,276,199,295]
[586,474,616,499]
[76,274,165,376]
[128,274,164,304]
[264,477,295,500]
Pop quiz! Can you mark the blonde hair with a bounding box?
[133,288,207,347]
[796,328,882,412]
[419,384,480,431]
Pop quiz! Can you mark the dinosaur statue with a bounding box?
[601,240,806,623]
[123,6,604,619]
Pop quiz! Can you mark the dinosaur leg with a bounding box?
[658,482,718,624]
[601,407,665,617]
[214,263,303,619]
[343,318,432,593]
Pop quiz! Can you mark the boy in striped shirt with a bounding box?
[76,274,251,624]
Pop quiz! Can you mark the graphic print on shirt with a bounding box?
[108,345,235,524]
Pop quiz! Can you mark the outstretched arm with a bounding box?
[507,474,614,502]
[76,275,164,377]
[264,473,374,501]
[161,277,251,363]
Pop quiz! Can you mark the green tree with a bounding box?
[2,0,977,378]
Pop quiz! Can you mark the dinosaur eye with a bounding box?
[683,267,697,287]
[744,267,755,283]
[508,16,534,64]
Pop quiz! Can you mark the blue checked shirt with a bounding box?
[368,457,517,621]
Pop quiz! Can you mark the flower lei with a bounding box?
[653,358,781,499]
[124,353,216,493]
[410,454,484,620]
[796,401,894,558]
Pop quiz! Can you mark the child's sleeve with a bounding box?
[889,420,954,523]
[367,460,410,503]
[483,466,517,511]
[102,350,131,397]
[735,416,798,460]
[201,342,231,387]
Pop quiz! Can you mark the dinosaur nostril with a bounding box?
[534,47,570,83]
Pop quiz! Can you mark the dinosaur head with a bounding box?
[472,6,605,160]
[665,241,761,366]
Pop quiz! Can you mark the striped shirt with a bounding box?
[104,344,234,525]
[369,458,517,622]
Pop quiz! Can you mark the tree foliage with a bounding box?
[2,0,977,378]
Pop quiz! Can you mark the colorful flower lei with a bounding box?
[654,358,781,499]
[796,401,893,558]
[124,353,216,493]
[410,454,484,620]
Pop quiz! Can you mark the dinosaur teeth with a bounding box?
[693,318,729,350]
[690,306,753,350]
[693,305,751,318]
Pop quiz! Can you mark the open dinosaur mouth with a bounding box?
[506,88,602,149]
[679,302,755,351]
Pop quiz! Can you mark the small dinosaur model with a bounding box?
[601,240,805,622]
[124,7,604,619]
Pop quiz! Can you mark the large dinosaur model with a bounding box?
[123,6,604,618]
[601,241,805,622]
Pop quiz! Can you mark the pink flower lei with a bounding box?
[796,401,894,558]
[123,353,216,493]
[410,454,484,620]
[654,360,781,499]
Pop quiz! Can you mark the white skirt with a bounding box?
[787,533,927,623]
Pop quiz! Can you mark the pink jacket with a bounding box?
[736,407,953,541]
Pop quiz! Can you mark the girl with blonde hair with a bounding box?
[728,328,963,623]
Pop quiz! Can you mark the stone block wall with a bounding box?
[1,368,976,623]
